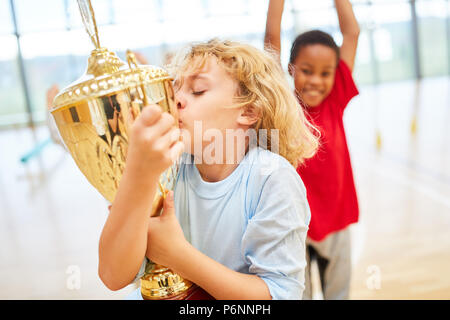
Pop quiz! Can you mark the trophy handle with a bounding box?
[126,49,167,201]
[126,50,150,107]
[126,49,140,69]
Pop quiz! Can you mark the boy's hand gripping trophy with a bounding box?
[51,0,207,300]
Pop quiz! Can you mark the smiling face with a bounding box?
[174,56,244,156]
[290,44,338,107]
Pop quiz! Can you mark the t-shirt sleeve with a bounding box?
[132,257,149,282]
[329,59,359,113]
[241,166,311,300]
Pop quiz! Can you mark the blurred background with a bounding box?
[0,0,449,299]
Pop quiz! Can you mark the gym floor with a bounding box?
[1,76,449,299]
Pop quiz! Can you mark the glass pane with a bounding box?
[354,29,375,84]
[128,45,166,67]
[14,0,66,34]
[0,0,13,35]
[206,0,248,16]
[100,23,164,51]
[352,3,375,84]
[111,0,159,24]
[351,0,371,4]
[370,2,415,82]
[0,35,27,123]
[66,0,84,29]
[370,0,410,4]
[20,30,92,59]
[416,0,449,77]
[20,31,90,122]
[160,0,206,21]
[68,0,113,28]
[291,0,333,11]
[0,34,16,61]
[248,0,269,17]
[291,8,338,33]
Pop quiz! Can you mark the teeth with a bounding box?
[305,90,321,97]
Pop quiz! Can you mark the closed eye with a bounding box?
[192,90,206,96]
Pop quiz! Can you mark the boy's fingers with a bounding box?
[157,127,181,150]
[140,107,174,138]
[155,112,175,134]
[162,191,175,216]
[144,112,175,138]
[139,104,162,126]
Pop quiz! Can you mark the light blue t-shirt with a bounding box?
[135,146,310,300]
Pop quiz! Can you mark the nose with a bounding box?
[175,91,186,110]
[308,74,322,86]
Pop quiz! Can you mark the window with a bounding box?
[0,0,13,34]
[14,0,66,33]
[370,0,416,82]
[0,34,27,125]
[20,30,89,122]
[416,0,450,77]
[0,0,27,125]
[0,0,448,127]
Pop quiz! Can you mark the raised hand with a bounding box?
[146,191,187,267]
[264,0,285,62]
[334,0,360,72]
[126,104,184,179]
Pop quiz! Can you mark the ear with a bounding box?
[237,105,260,127]
[288,63,295,77]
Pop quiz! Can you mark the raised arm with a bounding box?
[98,105,183,290]
[334,0,360,72]
[264,0,285,62]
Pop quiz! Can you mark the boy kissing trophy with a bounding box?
[50,0,211,300]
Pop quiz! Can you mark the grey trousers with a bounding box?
[302,228,351,300]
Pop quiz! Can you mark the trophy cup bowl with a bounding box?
[50,0,213,300]
[51,48,196,300]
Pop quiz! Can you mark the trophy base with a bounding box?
[140,264,214,300]
[140,264,205,300]
[141,284,214,300]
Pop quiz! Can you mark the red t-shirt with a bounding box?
[296,60,359,241]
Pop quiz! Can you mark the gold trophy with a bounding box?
[51,0,200,300]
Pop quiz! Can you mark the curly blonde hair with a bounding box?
[169,39,319,168]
